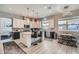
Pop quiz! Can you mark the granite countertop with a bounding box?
[61,34,72,36]
[12,30,31,32]
[12,28,31,32]
[21,32,31,34]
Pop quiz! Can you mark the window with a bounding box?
[68,19,79,31]
[58,18,79,31]
[58,20,67,30]
[68,24,79,31]
[0,18,12,33]
[42,18,49,29]
[58,20,66,25]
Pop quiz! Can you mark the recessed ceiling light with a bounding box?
[44,6,52,9]
[48,6,52,9]
[44,6,47,9]
[64,5,69,9]
[9,8,12,10]
[32,10,34,12]
[27,8,29,10]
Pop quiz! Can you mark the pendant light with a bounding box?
[35,12,38,22]
[26,8,30,25]
[32,9,35,18]
[36,12,38,19]
[32,9,35,22]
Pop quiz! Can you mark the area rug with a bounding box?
[3,41,26,54]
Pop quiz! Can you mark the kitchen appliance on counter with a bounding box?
[24,25,31,31]
[24,25,30,28]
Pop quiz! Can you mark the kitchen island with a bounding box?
[20,32,31,47]
[12,29,32,48]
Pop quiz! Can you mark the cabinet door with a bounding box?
[13,18,24,28]
[37,20,41,28]
[48,19,54,28]
[19,20,24,28]
[21,34,27,45]
[13,18,18,28]
[26,34,31,47]
[30,19,36,28]
[13,32,20,39]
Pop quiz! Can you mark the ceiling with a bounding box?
[0,4,79,18]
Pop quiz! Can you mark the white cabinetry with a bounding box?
[48,18,54,28]
[20,32,31,47]
[13,18,24,28]
[23,17,30,26]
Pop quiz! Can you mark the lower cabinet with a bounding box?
[12,32,20,39]
[45,31,57,39]
[20,32,31,47]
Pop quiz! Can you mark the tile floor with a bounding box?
[0,39,79,54]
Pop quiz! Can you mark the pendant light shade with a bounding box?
[26,8,30,25]
[23,8,30,25]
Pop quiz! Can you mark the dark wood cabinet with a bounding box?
[44,31,57,39]
[50,32,55,39]
[12,32,20,39]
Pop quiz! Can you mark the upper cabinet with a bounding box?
[13,18,24,28]
[30,19,41,28]
[36,19,41,28]
[13,18,41,28]
[24,18,30,25]
[48,18,54,28]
